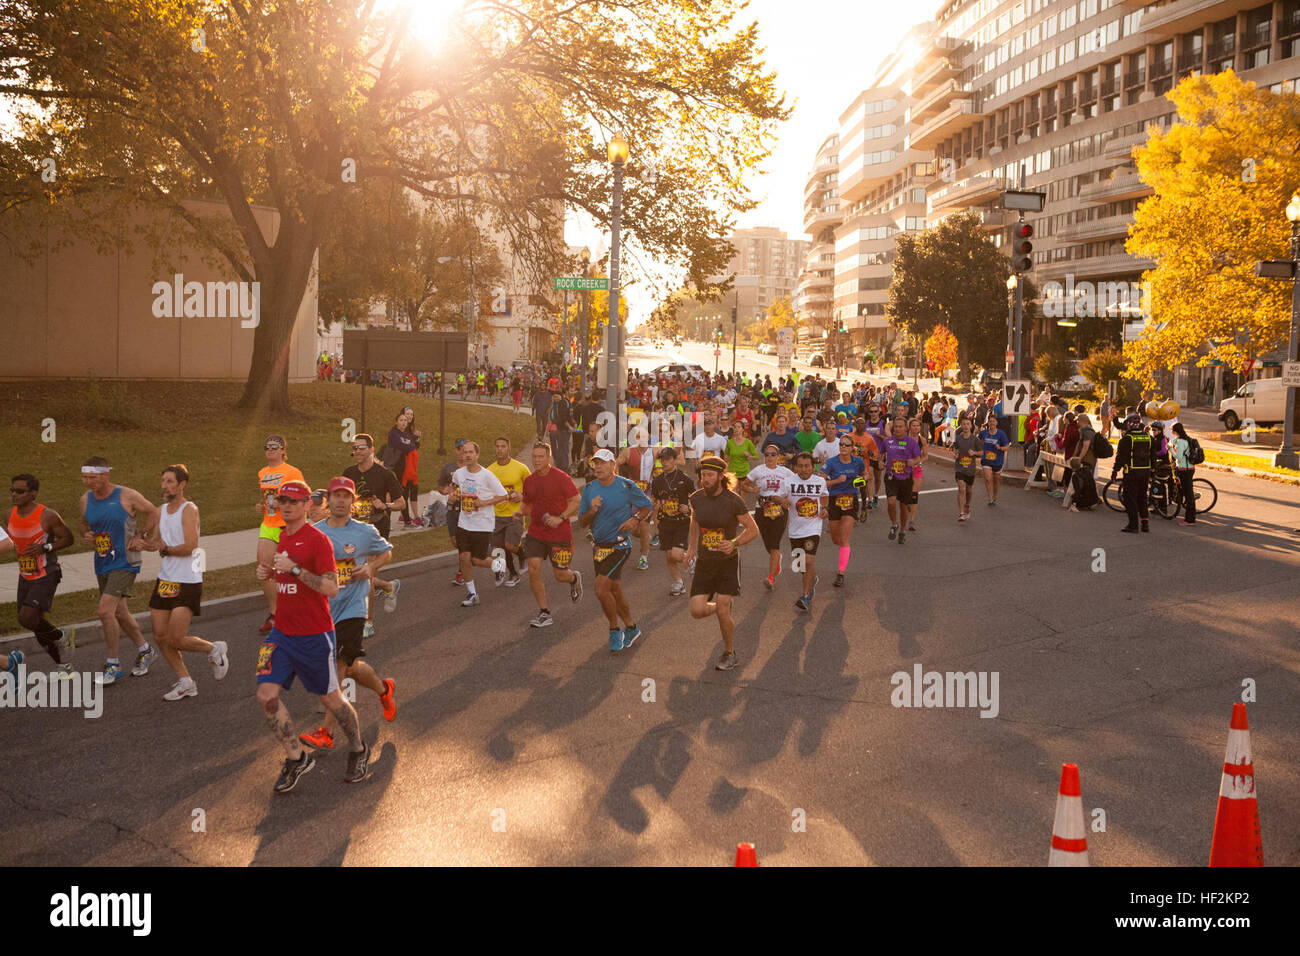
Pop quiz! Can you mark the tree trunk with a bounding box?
[958,339,971,386]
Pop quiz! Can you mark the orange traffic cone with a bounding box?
[734,842,757,867]
[1209,702,1263,866]
[1048,763,1089,866]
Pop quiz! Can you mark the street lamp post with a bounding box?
[579,247,591,398]
[1276,194,1300,470]
[604,133,629,417]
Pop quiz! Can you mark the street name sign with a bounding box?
[553,276,609,291]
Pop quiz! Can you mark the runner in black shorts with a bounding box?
[650,448,694,597]
[780,452,829,610]
[740,445,795,590]
[684,457,758,671]
[6,473,76,676]
[520,442,583,629]
[880,417,923,544]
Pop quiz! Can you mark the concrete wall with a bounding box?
[0,198,318,382]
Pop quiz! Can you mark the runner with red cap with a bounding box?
[255,435,305,635]
[255,479,370,792]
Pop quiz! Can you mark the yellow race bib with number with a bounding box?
[17,554,37,576]
[834,495,854,510]
[157,580,181,598]
[94,532,113,557]
[335,558,356,587]
[762,501,783,519]
[891,460,906,474]
[701,528,726,551]
[353,498,372,519]
[462,496,478,513]
[984,450,996,460]
[958,456,973,468]
[795,498,818,518]
[550,545,573,567]
[593,546,615,562]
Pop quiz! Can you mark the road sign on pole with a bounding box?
[777,327,793,372]
[553,276,609,291]
[1002,379,1031,415]
[1282,361,1300,388]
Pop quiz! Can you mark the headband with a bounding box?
[698,457,727,474]
[81,466,111,475]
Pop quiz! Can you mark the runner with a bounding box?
[6,473,76,676]
[848,417,880,512]
[80,456,160,684]
[255,480,369,791]
[760,414,800,468]
[684,456,758,671]
[298,477,398,751]
[880,419,922,544]
[520,441,583,628]
[616,429,656,570]
[140,465,228,700]
[256,435,305,635]
[579,449,651,652]
[449,441,509,606]
[650,447,695,596]
[741,445,796,590]
[952,417,982,521]
[724,420,759,483]
[907,417,929,531]
[780,452,828,611]
[977,415,1011,507]
[437,439,471,585]
[343,433,404,617]
[822,435,866,587]
[863,404,888,508]
[813,417,841,468]
[487,436,531,588]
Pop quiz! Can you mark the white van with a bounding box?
[1217,378,1290,430]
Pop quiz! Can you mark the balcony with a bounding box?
[928,175,1007,212]
[1055,214,1135,242]
[803,203,843,233]
[1079,87,1098,106]
[1123,68,1146,88]
[910,99,981,150]
[1140,0,1262,38]
[1038,252,1156,283]
[1059,93,1077,113]
[1100,77,1119,98]
[975,208,1018,230]
[1284,9,1300,38]
[1078,171,1153,203]
[910,55,960,93]
[838,155,907,203]
[1150,58,1173,79]
[1102,129,1154,158]
[1175,51,1203,73]
[1209,35,1235,59]
[911,78,963,119]
[1026,106,1040,124]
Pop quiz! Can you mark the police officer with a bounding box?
[1111,414,1153,533]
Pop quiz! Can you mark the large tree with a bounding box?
[1126,70,1300,387]
[1,0,789,411]
[887,212,1011,381]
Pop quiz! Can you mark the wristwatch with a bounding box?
[159,546,170,557]
[290,565,303,577]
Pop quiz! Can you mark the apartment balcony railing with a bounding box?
[1059,93,1076,112]
[1079,86,1098,105]
[1102,129,1153,158]
[1078,171,1154,203]
[1100,77,1119,97]
[1209,36,1235,58]
[1175,51,1202,71]
[1245,22,1271,49]
[1037,252,1156,283]
[1026,106,1040,124]
[1283,9,1300,37]
[1150,58,1173,78]
[1055,214,1135,243]
[1123,68,1146,87]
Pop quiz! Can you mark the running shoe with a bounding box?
[898,531,906,545]
[622,624,642,649]
[131,647,155,677]
[379,679,396,722]
[208,640,229,680]
[1140,522,1150,533]
[637,556,648,571]
[908,522,916,531]
[504,574,521,588]
[810,575,819,599]
[776,554,782,576]
[259,614,275,634]
[299,727,335,750]
[764,574,774,590]
[871,495,879,508]
[451,572,465,586]
[569,569,583,604]
[163,678,197,701]
[274,751,316,794]
[794,594,810,611]
[1120,525,1138,533]
[958,512,967,522]
[987,500,996,507]
[57,625,76,653]
[362,620,375,640]
[5,650,23,678]
[650,534,660,548]
[461,592,481,607]
[55,662,74,680]
[609,628,625,652]
[494,568,507,587]
[834,573,844,588]
[344,742,372,784]
[100,662,123,685]
[888,525,898,540]
[491,553,506,576]
[670,579,686,597]
[715,652,740,671]
[384,579,401,613]
[530,611,554,628]
[1178,519,1195,526]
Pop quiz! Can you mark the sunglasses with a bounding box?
[264,443,283,451]
[352,445,371,452]
[10,487,29,494]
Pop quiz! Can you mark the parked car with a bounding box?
[809,353,827,367]
[650,363,707,380]
[1218,377,1290,430]
[755,343,774,356]
[973,368,1004,391]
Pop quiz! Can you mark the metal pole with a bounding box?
[605,158,625,417]
[1013,165,1026,382]
[579,290,588,399]
[733,287,738,378]
[360,369,367,435]
[468,254,477,370]
[437,373,446,455]
[1275,220,1300,469]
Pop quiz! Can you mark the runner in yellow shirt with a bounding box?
[487,436,532,587]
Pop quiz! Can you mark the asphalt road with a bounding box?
[3,460,1297,866]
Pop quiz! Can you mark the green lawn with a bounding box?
[0,378,533,545]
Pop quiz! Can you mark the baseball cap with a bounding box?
[592,448,616,462]
[277,480,311,500]
[659,447,678,459]
[327,476,357,496]
[454,438,469,448]
[310,488,327,504]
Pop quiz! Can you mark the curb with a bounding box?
[0,548,463,653]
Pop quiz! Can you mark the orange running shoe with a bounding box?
[379,679,396,722]
[299,726,334,750]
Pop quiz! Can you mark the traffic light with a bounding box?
[715,325,723,341]
[1011,220,1034,273]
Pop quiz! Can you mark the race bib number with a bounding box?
[984,450,997,461]
[17,554,38,576]
[550,544,573,568]
[94,532,113,557]
[635,480,649,492]
[762,501,784,519]
[795,498,818,518]
[701,528,726,551]
[958,456,973,468]
[593,545,615,562]
[256,642,275,676]
[353,498,373,520]
[462,495,478,513]
[157,580,181,599]
[661,499,679,517]
[890,459,907,474]
[834,495,854,510]
[335,558,356,587]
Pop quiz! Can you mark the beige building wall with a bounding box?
[0,198,318,382]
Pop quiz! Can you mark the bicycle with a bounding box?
[1102,463,1217,518]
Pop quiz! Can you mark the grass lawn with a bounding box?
[1203,449,1300,478]
[0,516,459,638]
[0,378,533,547]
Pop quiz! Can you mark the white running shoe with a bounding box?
[131,648,155,677]
[461,592,481,608]
[384,579,401,613]
[208,640,229,680]
[163,678,197,701]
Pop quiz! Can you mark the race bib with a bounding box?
[636,480,649,492]
[890,460,907,474]
[462,495,478,513]
[593,545,616,562]
[661,499,680,517]
[353,498,373,520]
[762,501,784,519]
[17,554,37,576]
[94,532,113,557]
[795,498,818,518]
[834,495,854,510]
[335,558,356,587]
[958,456,973,468]
[550,545,573,568]
[701,528,726,551]
[256,642,275,676]
[984,450,997,461]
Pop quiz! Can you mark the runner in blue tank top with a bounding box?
[79,456,160,685]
